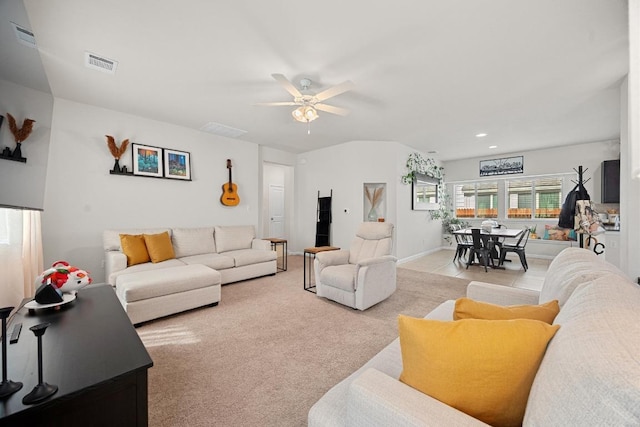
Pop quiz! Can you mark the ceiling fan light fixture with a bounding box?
[292,106,318,123]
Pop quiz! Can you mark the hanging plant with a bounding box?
[401,152,443,184]
[401,152,468,243]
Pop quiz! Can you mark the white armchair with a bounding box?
[314,222,397,310]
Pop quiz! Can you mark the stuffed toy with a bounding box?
[34,261,92,304]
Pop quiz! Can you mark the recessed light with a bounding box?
[489,145,497,149]
[476,133,488,138]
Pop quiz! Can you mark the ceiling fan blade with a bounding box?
[314,80,355,102]
[315,103,350,116]
[271,73,302,98]
[254,101,298,106]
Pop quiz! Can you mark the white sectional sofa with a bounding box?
[309,247,640,426]
[103,225,277,324]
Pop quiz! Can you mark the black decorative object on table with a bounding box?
[112,158,121,173]
[22,323,57,405]
[0,307,22,399]
[11,143,22,159]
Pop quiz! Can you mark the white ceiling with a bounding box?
[3,0,630,160]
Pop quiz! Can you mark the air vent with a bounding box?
[84,51,118,74]
[10,22,36,48]
[200,122,248,139]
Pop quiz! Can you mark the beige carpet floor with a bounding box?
[137,255,470,427]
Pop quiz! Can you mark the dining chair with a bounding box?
[466,228,495,272]
[498,228,530,271]
[451,224,473,262]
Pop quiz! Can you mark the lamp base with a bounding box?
[0,380,22,398]
[22,382,57,405]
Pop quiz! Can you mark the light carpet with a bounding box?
[137,255,469,427]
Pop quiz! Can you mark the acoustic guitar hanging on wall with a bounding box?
[221,159,240,206]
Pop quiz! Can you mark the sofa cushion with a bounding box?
[223,248,277,267]
[540,247,625,306]
[104,228,171,251]
[116,264,221,303]
[398,315,559,427]
[119,234,150,266]
[171,227,216,258]
[454,297,559,324]
[144,231,176,263]
[320,264,357,292]
[215,225,255,253]
[348,223,393,264]
[524,273,640,425]
[108,259,186,285]
[179,253,235,270]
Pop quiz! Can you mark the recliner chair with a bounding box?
[314,222,397,310]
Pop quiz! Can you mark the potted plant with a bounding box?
[528,225,538,239]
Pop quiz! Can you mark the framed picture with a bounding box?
[132,143,163,177]
[163,148,191,180]
[479,156,524,177]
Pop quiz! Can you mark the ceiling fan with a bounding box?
[257,74,354,129]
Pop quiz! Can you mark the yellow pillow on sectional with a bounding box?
[398,315,559,427]
[119,234,150,266]
[143,232,176,263]
[454,297,560,324]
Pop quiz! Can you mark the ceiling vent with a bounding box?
[84,51,118,74]
[11,22,36,48]
[200,122,248,139]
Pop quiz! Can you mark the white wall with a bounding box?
[444,140,620,199]
[0,79,52,210]
[42,98,259,283]
[294,141,442,260]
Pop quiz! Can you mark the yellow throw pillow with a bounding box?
[454,297,560,324]
[398,315,559,427]
[143,232,176,263]
[119,234,150,266]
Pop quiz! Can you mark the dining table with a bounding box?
[452,227,524,268]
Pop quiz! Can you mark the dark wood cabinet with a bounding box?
[0,285,153,426]
[601,159,620,203]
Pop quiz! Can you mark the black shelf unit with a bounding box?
[316,190,332,247]
[0,153,26,163]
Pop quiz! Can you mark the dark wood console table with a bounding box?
[0,284,153,426]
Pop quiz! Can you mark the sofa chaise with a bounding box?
[309,247,640,426]
[103,225,277,324]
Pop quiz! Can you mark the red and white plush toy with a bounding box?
[36,261,93,294]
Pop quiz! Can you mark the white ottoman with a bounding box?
[115,264,221,325]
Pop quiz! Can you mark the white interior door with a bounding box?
[269,184,285,238]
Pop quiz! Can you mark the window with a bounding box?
[454,181,498,218]
[507,177,562,219]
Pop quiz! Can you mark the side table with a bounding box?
[266,238,287,272]
[304,246,340,293]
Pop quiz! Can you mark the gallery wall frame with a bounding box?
[164,148,191,180]
[132,143,163,177]
[479,156,524,177]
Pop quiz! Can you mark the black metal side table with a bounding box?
[266,238,288,272]
[303,246,340,293]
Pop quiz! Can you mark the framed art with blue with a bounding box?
[163,148,191,180]
[132,143,163,177]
